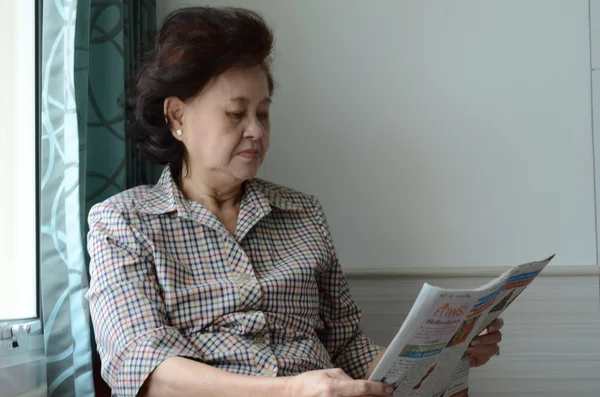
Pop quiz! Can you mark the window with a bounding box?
[0,1,45,395]
[0,0,37,321]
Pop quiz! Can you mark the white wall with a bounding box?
[159,0,597,269]
[591,0,600,263]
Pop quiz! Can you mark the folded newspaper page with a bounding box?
[368,255,555,397]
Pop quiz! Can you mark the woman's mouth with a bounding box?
[238,149,260,159]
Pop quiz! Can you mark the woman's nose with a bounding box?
[245,117,265,140]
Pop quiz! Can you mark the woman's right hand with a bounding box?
[284,368,394,397]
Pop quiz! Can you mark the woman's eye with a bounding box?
[257,113,269,121]
[228,112,245,120]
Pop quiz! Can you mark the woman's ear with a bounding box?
[163,97,185,141]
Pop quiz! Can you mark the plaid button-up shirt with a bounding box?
[87,167,382,396]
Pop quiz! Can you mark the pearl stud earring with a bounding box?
[176,129,183,136]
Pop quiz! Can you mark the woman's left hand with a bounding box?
[466,317,504,368]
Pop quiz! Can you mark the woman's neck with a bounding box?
[180,170,244,212]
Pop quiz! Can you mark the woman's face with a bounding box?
[173,65,271,184]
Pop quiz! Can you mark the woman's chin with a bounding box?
[232,165,260,182]
[224,157,264,182]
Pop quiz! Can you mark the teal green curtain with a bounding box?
[76,0,161,240]
[41,0,159,396]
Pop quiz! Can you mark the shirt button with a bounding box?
[237,273,252,281]
[255,335,266,344]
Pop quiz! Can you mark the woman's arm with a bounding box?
[87,202,206,396]
[365,348,387,379]
[142,357,393,397]
[140,357,286,397]
[311,198,384,379]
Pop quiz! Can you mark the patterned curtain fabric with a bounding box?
[40,1,96,396]
[40,1,158,395]
[76,0,161,242]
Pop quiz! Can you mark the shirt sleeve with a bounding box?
[312,199,384,379]
[86,202,202,397]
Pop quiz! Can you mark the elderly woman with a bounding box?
[87,7,503,397]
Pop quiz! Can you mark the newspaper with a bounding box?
[368,255,555,397]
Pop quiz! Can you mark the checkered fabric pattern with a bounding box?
[86,167,383,396]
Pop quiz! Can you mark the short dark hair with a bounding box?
[127,7,275,184]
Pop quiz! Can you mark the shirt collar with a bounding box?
[134,166,303,217]
[133,166,188,216]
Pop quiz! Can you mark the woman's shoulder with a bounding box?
[88,184,155,217]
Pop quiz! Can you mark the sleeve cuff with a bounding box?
[106,326,202,397]
[334,331,384,380]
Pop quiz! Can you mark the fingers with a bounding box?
[471,329,502,346]
[467,343,499,357]
[467,343,499,367]
[470,318,503,369]
[325,368,353,381]
[487,317,504,332]
[324,368,392,396]
[471,356,485,368]
[335,379,393,397]
[479,318,504,336]
[467,343,499,366]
